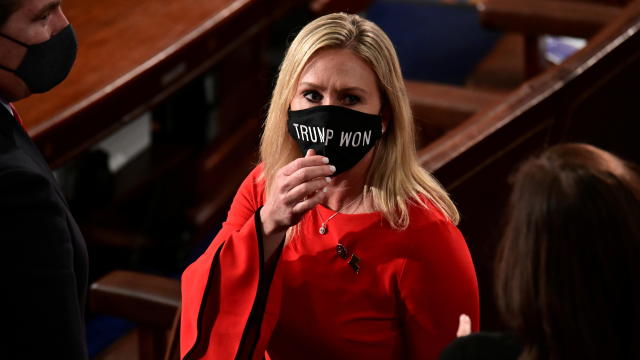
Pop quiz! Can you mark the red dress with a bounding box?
[181,164,479,359]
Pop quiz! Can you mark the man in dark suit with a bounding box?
[0,0,88,358]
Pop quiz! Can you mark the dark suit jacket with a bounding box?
[0,106,89,359]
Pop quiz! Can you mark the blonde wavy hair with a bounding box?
[260,12,459,228]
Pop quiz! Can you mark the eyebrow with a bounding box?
[299,82,369,94]
[31,0,61,21]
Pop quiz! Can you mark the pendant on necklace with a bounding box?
[319,223,328,235]
[336,243,348,259]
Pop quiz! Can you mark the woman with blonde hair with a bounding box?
[181,12,479,360]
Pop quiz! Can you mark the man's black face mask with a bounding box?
[287,105,383,176]
[0,24,77,93]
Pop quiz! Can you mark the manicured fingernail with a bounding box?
[329,165,336,173]
[322,157,329,164]
[322,187,328,193]
[325,177,331,183]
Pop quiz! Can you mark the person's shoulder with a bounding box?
[0,168,65,226]
[0,163,47,183]
[0,133,46,180]
[248,162,264,179]
[0,125,18,160]
[407,194,454,229]
[439,332,522,360]
[243,163,265,189]
[0,166,53,195]
[234,163,267,205]
[0,108,15,139]
[395,194,463,252]
[0,130,36,175]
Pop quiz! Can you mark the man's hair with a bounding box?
[0,0,22,28]
[495,143,640,360]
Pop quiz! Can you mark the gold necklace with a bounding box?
[317,193,363,235]
[317,193,364,274]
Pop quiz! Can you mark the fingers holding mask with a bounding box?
[279,149,335,189]
[262,149,335,235]
[281,149,333,204]
[286,174,330,204]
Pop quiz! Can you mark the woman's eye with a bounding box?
[343,94,361,105]
[303,90,322,103]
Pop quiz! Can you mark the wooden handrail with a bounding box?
[406,80,505,133]
[90,270,180,328]
[478,0,622,38]
[421,0,640,173]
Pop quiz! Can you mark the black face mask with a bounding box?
[0,25,77,93]
[288,105,383,176]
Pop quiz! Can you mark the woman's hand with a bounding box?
[260,149,335,238]
[456,314,472,337]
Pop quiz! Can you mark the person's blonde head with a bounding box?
[260,12,458,228]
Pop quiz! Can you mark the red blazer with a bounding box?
[181,164,479,359]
